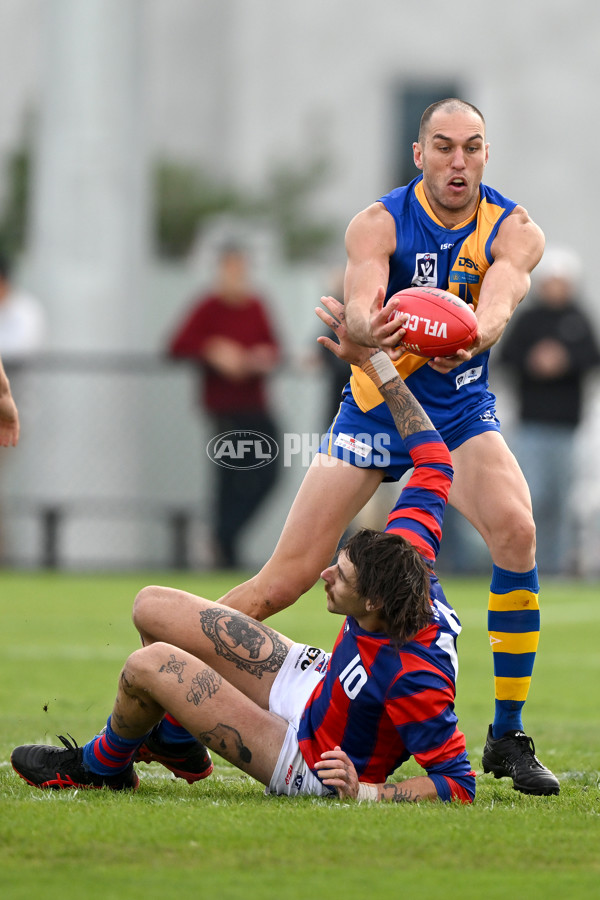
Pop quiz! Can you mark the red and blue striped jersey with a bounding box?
[297,428,475,802]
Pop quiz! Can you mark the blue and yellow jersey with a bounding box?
[350,175,517,426]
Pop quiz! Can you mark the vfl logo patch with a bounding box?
[412,253,437,287]
[334,433,371,459]
[455,366,483,390]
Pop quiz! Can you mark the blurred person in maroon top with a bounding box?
[167,244,281,568]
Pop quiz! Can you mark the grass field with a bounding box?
[1,569,599,899]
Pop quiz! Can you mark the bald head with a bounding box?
[418,98,485,143]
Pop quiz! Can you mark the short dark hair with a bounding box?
[418,98,485,143]
[343,529,432,645]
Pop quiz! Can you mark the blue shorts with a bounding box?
[318,386,501,482]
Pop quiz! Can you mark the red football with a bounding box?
[388,287,478,357]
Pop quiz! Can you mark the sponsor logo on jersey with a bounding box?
[449,256,480,285]
[412,253,438,286]
[449,272,479,284]
[284,766,305,792]
[334,433,372,459]
[299,646,322,671]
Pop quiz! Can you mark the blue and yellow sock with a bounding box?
[488,564,540,739]
[82,717,149,776]
[155,713,196,746]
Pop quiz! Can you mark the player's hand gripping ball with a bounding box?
[388,287,478,357]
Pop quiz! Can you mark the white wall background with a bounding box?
[1,0,600,572]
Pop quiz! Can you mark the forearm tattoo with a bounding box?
[186,668,222,706]
[199,722,252,765]
[199,607,288,678]
[379,378,435,439]
[159,653,187,683]
[381,782,421,803]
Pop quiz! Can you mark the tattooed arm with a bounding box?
[314,747,438,802]
[316,295,434,440]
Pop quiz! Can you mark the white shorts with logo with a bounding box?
[266,642,335,797]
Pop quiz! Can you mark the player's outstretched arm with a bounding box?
[0,359,19,447]
[314,747,438,802]
[317,296,435,441]
[474,206,544,354]
[428,209,542,376]
[341,203,410,358]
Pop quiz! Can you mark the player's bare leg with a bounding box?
[11,638,290,791]
[450,430,559,795]
[132,586,294,710]
[112,641,289,787]
[449,430,535,571]
[220,454,384,620]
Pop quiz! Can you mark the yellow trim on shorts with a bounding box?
[350,355,427,413]
[326,403,344,455]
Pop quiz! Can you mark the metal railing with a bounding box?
[1,352,325,570]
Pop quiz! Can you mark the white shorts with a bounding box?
[266,642,334,797]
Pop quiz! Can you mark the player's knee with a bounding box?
[123,642,169,683]
[488,507,536,564]
[132,585,164,633]
[508,508,536,551]
[121,646,149,689]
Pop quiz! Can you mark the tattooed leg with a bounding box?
[132,586,294,709]
[199,723,253,768]
[112,641,289,786]
[110,660,167,740]
[197,607,288,679]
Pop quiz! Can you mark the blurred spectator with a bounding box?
[499,247,600,575]
[0,254,45,560]
[0,254,45,378]
[167,243,281,569]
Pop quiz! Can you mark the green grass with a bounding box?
[1,570,599,899]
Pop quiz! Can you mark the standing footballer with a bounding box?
[219,97,559,796]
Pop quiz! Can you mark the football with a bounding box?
[388,287,478,357]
